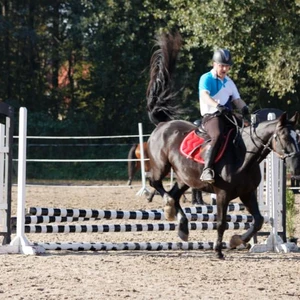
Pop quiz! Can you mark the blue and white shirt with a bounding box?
[198,69,240,116]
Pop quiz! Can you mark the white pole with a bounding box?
[267,113,278,241]
[0,125,6,233]
[271,152,278,238]
[138,123,146,189]
[9,108,44,254]
[16,107,27,238]
[136,123,150,196]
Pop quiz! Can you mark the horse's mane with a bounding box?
[146,31,185,125]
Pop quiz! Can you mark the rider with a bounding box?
[198,49,249,183]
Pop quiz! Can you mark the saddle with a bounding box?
[180,128,235,164]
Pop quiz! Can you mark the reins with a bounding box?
[223,112,245,145]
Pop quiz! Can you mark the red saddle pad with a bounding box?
[180,129,233,164]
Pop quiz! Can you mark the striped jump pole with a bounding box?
[11,216,100,225]
[23,221,252,234]
[19,213,269,224]
[36,241,231,251]
[28,203,245,218]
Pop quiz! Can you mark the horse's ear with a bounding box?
[290,111,299,125]
[277,112,288,127]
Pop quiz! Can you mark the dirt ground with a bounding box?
[1,181,300,300]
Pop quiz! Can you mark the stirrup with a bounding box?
[200,168,215,183]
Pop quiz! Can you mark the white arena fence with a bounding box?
[12,122,154,193]
[0,107,298,254]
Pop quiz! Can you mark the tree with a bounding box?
[0,0,299,138]
[168,0,300,112]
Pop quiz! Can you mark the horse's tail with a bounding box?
[146,31,185,125]
[127,144,138,185]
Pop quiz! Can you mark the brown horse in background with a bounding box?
[127,142,150,186]
[127,142,205,204]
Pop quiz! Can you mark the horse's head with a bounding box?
[274,112,300,179]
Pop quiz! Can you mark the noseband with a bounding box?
[271,132,300,161]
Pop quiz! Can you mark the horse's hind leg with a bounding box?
[150,179,190,241]
[191,189,205,205]
[127,144,139,186]
[168,182,190,241]
[146,189,159,202]
[230,192,264,248]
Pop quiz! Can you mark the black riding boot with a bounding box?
[200,145,218,183]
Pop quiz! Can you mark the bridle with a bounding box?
[221,112,300,162]
[271,131,300,161]
[250,123,300,162]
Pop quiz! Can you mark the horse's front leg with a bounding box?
[230,192,264,248]
[215,193,229,259]
[127,161,139,186]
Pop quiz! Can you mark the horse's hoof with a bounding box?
[178,230,189,241]
[229,234,244,249]
[163,195,176,221]
[178,218,189,241]
[216,253,225,260]
[163,203,176,221]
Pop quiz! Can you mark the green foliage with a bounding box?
[168,0,300,109]
[1,0,300,182]
[2,0,300,121]
[286,189,297,238]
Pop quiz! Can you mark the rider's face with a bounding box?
[214,63,230,79]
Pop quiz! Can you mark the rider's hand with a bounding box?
[241,106,250,117]
[217,104,230,115]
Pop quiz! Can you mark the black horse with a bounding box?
[127,143,205,204]
[146,31,300,259]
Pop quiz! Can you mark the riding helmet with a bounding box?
[212,49,233,66]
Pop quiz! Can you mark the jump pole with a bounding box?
[28,202,246,216]
[35,241,231,251]
[22,221,253,234]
